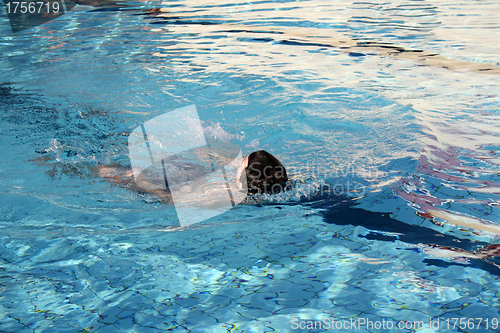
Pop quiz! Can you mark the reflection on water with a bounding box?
[0,0,499,238]
[1,1,500,331]
[0,0,498,238]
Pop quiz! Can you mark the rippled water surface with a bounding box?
[1,1,500,332]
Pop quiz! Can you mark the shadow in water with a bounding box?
[272,191,500,276]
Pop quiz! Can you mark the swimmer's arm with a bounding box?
[97,165,135,186]
[32,154,172,203]
[97,165,173,203]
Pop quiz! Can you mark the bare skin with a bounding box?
[97,164,174,204]
[31,154,174,204]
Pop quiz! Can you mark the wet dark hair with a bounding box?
[245,150,288,194]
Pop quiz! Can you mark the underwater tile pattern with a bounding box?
[1,196,500,332]
[1,0,500,332]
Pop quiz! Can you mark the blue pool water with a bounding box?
[1,1,500,332]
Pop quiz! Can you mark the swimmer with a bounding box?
[99,149,289,201]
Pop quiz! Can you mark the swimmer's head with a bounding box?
[236,150,288,195]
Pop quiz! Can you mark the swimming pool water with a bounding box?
[1,0,500,332]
